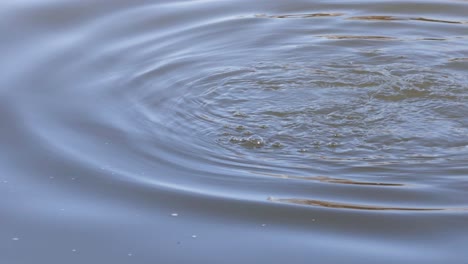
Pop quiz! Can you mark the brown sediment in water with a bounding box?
[319,35,397,40]
[255,13,344,19]
[348,15,464,24]
[256,13,466,25]
[258,172,404,187]
[449,57,468,62]
[348,15,404,21]
[417,38,447,41]
[268,197,468,212]
[410,17,463,24]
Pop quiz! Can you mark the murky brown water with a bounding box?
[1,0,468,263]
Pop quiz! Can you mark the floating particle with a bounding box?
[271,142,283,148]
[233,111,248,118]
[171,213,178,217]
[128,253,133,257]
[235,135,265,148]
[243,131,253,136]
[72,249,77,252]
[235,125,246,131]
[12,237,19,241]
[192,235,197,239]
[261,224,267,227]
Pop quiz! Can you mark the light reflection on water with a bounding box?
[1,0,468,263]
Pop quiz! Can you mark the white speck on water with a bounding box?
[72,249,77,252]
[171,213,178,217]
[49,176,54,179]
[312,219,316,222]
[12,237,19,241]
[261,224,267,227]
[191,235,197,239]
[128,253,133,257]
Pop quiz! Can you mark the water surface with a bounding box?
[1,0,468,263]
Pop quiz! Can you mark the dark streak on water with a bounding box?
[1,0,468,263]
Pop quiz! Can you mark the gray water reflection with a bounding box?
[1,0,468,263]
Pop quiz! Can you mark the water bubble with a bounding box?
[243,131,253,136]
[332,133,342,138]
[241,135,265,148]
[233,111,248,118]
[229,136,241,143]
[312,141,321,147]
[271,142,283,148]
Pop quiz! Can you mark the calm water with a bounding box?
[1,0,468,263]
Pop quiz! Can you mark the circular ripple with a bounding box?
[12,0,468,204]
[133,56,468,177]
